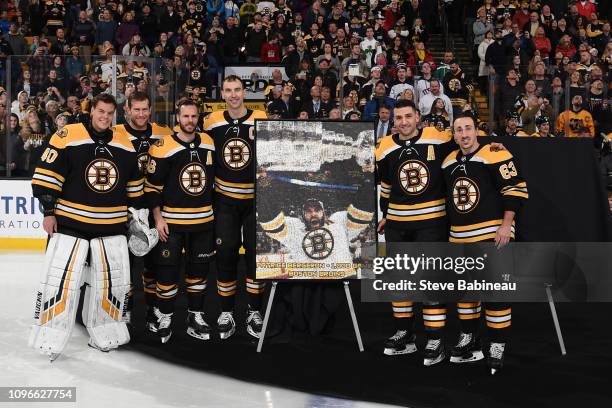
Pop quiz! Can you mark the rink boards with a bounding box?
[0,179,46,250]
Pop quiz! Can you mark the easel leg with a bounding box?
[257,281,277,353]
[545,284,567,356]
[344,281,364,352]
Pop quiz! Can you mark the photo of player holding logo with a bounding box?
[255,120,377,280]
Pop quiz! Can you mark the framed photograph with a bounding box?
[255,120,377,280]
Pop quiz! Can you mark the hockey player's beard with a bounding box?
[179,122,196,135]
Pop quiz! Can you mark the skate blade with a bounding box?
[146,323,158,333]
[187,328,210,340]
[246,326,261,339]
[383,344,417,356]
[88,340,110,352]
[160,332,173,344]
[219,326,236,340]
[424,353,446,366]
[450,350,484,363]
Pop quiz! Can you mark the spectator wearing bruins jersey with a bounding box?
[145,99,215,343]
[442,114,528,375]
[375,99,455,365]
[555,95,595,138]
[531,115,554,137]
[32,94,143,239]
[203,75,267,340]
[114,92,173,331]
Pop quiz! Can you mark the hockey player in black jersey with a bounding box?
[442,114,528,374]
[376,99,454,365]
[145,99,216,343]
[30,94,144,359]
[203,75,267,339]
[115,91,172,332]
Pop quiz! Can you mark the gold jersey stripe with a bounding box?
[32,179,62,192]
[35,168,65,182]
[214,177,255,188]
[214,187,254,199]
[163,205,213,213]
[57,199,128,213]
[55,210,127,225]
[388,199,445,210]
[165,216,214,225]
[386,210,446,222]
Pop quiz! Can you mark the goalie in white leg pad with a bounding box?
[84,235,131,350]
[29,233,89,360]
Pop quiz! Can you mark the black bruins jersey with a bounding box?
[375,127,454,230]
[145,132,215,232]
[442,144,528,243]
[203,109,267,201]
[113,122,173,174]
[31,123,143,235]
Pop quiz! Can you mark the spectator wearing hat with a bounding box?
[532,115,554,137]
[363,80,395,121]
[494,110,529,137]
[360,65,385,102]
[389,64,415,100]
[315,58,338,94]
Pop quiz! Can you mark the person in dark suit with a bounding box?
[374,104,394,140]
[302,85,332,118]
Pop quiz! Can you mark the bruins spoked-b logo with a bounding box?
[180,162,207,196]
[452,177,480,213]
[223,138,251,170]
[137,153,149,173]
[398,160,429,194]
[302,228,334,260]
[85,159,118,193]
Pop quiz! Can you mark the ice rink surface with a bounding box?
[0,253,398,408]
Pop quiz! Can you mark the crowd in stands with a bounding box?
[0,0,610,176]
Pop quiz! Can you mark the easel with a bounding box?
[545,284,567,355]
[256,281,365,353]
